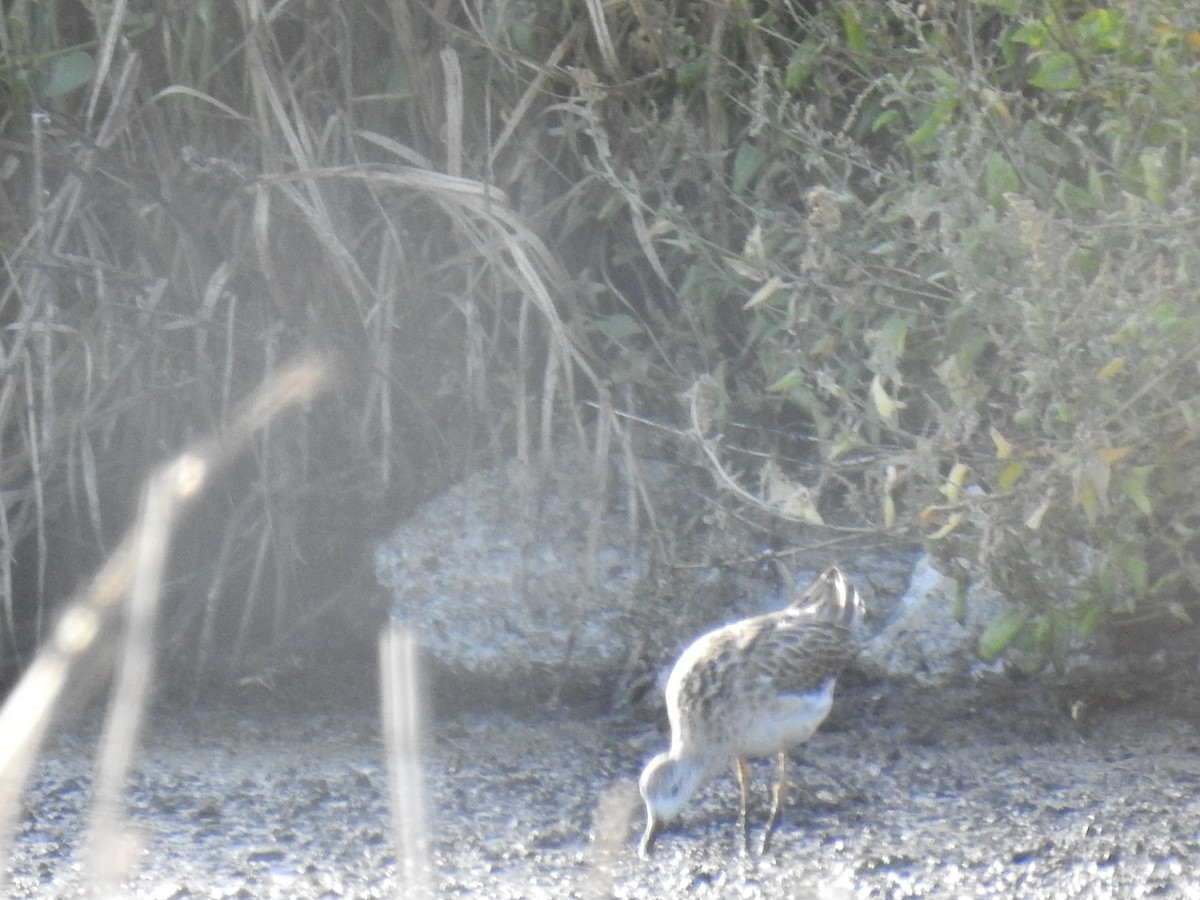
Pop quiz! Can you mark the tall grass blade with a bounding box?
[379,622,433,900]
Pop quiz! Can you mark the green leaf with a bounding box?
[1032,615,1054,658]
[871,109,900,131]
[1118,466,1154,516]
[906,97,957,149]
[732,142,767,194]
[1012,409,1035,428]
[509,20,537,54]
[998,460,1026,490]
[1055,180,1102,211]
[979,607,1027,661]
[1149,302,1182,328]
[1078,8,1124,52]
[1075,598,1105,637]
[1034,610,1075,661]
[884,314,909,348]
[786,386,829,435]
[984,152,1020,203]
[951,574,968,623]
[1074,474,1099,525]
[1010,21,1051,49]
[43,50,95,98]
[784,40,821,91]
[841,7,866,53]
[1029,52,1083,91]
[1140,149,1166,204]
[767,369,806,393]
[674,57,708,87]
[1118,549,1149,596]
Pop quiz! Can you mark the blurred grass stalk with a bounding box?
[379,621,433,899]
[0,357,327,888]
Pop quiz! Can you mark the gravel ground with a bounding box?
[9,678,1200,898]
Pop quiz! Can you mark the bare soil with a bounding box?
[9,676,1200,898]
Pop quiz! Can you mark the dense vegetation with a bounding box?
[2,0,1199,681]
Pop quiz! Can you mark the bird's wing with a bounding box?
[756,617,855,695]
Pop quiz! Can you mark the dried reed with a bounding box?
[0,357,327,888]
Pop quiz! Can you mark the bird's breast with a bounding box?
[735,678,836,758]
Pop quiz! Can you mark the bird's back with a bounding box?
[664,567,862,756]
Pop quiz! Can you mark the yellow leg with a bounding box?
[735,757,752,854]
[761,751,788,854]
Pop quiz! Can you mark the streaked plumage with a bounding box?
[638,565,863,857]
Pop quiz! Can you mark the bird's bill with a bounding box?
[638,815,663,858]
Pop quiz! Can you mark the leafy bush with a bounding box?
[3,0,1200,678]
[508,0,1200,665]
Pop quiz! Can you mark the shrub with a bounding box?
[3,0,1199,677]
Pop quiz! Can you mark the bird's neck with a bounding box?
[668,745,723,796]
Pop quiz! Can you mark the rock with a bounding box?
[859,553,1007,683]
[374,453,660,706]
[374,452,1008,706]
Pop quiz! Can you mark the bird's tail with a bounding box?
[790,565,864,628]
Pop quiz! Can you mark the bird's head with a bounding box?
[793,565,865,629]
[637,752,704,857]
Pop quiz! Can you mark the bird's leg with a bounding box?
[760,751,788,855]
[735,757,752,854]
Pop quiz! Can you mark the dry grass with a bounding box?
[0,0,625,685]
[0,357,328,888]
[379,622,433,900]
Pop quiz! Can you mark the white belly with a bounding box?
[737,679,835,758]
